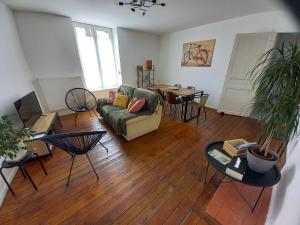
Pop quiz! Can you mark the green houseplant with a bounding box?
[248,42,300,173]
[0,115,30,162]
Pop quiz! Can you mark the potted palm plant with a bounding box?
[0,115,31,163]
[248,42,300,173]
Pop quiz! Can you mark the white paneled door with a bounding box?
[218,32,277,117]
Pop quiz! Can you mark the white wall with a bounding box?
[158,11,299,108]
[14,12,84,112]
[266,131,300,225]
[0,2,34,205]
[117,28,160,86]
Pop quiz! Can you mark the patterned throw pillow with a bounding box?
[113,94,129,108]
[107,91,124,104]
[127,98,138,110]
[107,91,116,104]
[128,99,145,113]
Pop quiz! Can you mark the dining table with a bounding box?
[148,84,204,122]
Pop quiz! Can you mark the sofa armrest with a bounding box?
[96,98,110,113]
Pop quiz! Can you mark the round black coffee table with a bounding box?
[204,141,281,212]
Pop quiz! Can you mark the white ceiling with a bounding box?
[1,0,283,34]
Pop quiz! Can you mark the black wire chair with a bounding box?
[65,88,100,127]
[41,131,108,186]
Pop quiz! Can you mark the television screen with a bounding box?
[14,91,42,129]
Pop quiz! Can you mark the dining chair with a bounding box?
[189,94,209,124]
[165,92,183,118]
[174,84,182,88]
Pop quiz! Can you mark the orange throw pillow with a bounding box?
[128,99,145,113]
[127,98,138,110]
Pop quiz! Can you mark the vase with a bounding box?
[247,147,278,173]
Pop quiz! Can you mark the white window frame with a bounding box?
[73,22,120,90]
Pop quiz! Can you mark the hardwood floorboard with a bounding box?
[0,108,257,225]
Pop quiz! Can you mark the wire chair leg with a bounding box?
[67,155,75,187]
[74,113,79,127]
[93,109,101,120]
[197,107,201,124]
[86,153,99,180]
[99,141,109,153]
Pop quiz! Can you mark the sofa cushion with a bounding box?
[113,94,128,108]
[101,105,137,135]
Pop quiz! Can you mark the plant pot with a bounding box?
[5,141,28,163]
[247,147,278,173]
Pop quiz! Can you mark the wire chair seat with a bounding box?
[41,131,108,186]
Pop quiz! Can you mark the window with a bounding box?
[74,23,121,90]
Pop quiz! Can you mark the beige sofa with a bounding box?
[122,104,162,141]
[97,85,162,141]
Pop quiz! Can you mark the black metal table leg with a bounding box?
[19,166,27,179]
[0,168,15,196]
[33,153,47,176]
[229,180,266,213]
[251,187,265,212]
[45,143,52,157]
[183,98,189,122]
[204,162,210,186]
[22,166,38,191]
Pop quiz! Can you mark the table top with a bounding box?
[2,151,35,168]
[205,141,281,187]
[149,84,203,97]
[30,112,57,134]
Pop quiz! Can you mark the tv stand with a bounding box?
[24,112,62,156]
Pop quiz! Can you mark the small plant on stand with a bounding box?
[0,115,31,162]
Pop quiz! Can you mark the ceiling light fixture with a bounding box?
[119,0,166,16]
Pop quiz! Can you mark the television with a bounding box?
[14,91,43,129]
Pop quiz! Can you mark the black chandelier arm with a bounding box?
[119,0,166,15]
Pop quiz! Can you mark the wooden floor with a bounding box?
[0,108,258,225]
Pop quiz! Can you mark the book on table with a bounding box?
[208,149,231,165]
[225,156,247,181]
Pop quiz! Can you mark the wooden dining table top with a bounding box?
[148,84,203,97]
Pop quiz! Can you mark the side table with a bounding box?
[204,141,281,212]
[0,151,47,196]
